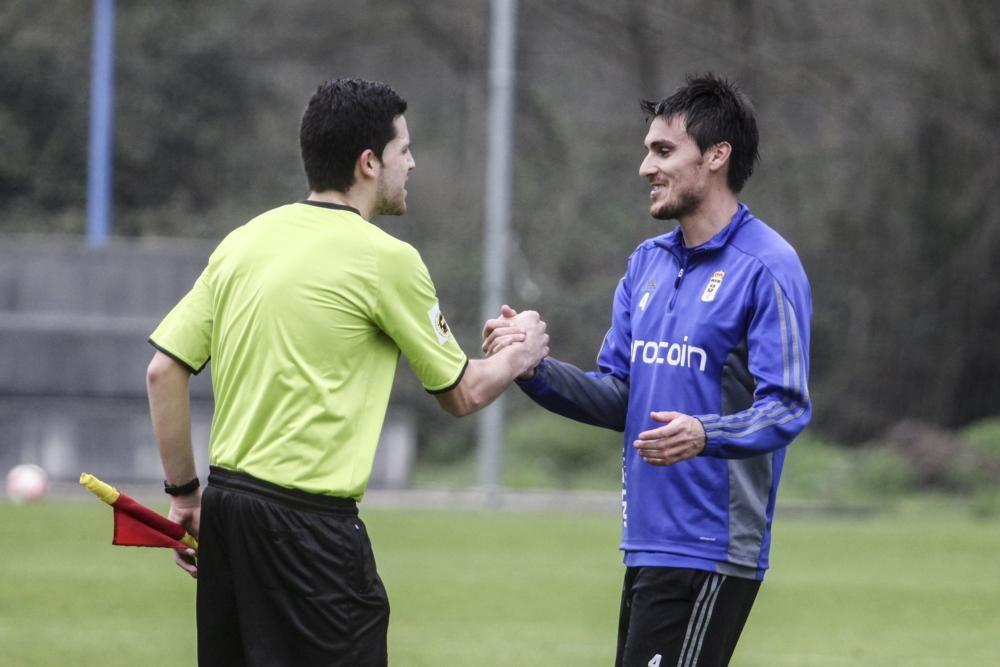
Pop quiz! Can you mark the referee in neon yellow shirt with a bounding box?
[145,78,549,666]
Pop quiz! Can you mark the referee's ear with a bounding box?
[357,148,380,182]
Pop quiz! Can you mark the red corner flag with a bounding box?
[79,473,198,552]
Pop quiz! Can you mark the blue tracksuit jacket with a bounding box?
[517,203,811,579]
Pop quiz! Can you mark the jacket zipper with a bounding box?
[668,263,685,312]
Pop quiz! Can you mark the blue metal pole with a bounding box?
[86,0,115,248]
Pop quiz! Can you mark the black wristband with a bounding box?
[164,476,200,496]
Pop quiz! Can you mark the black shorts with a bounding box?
[615,566,761,667]
[197,467,389,667]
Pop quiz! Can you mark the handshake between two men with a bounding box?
[478,305,708,468]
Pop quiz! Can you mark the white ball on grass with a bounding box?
[5,464,49,503]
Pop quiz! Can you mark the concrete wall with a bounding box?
[0,235,414,489]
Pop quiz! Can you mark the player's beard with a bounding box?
[650,186,701,221]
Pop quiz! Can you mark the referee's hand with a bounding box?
[481,305,548,379]
[169,492,201,578]
[481,304,523,356]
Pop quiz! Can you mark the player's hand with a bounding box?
[516,310,549,378]
[634,412,706,466]
[168,491,201,578]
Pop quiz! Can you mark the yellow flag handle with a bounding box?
[180,532,198,551]
[79,473,121,505]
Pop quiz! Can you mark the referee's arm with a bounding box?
[147,351,198,488]
[435,311,549,417]
[146,350,201,577]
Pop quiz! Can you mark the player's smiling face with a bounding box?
[374,115,416,216]
[639,115,708,221]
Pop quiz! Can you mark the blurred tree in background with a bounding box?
[2,0,998,470]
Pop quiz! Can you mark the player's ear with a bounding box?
[706,141,732,173]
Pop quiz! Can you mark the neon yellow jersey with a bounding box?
[149,202,467,499]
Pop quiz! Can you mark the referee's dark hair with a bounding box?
[641,73,760,193]
[300,78,408,193]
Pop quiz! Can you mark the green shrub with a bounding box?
[503,409,621,490]
[780,432,860,504]
[781,432,922,504]
[856,447,919,497]
[961,417,1000,460]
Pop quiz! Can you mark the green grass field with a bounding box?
[1,500,998,666]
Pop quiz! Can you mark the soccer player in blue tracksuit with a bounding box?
[484,74,811,666]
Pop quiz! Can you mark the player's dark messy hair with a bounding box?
[300,78,407,193]
[641,73,759,193]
